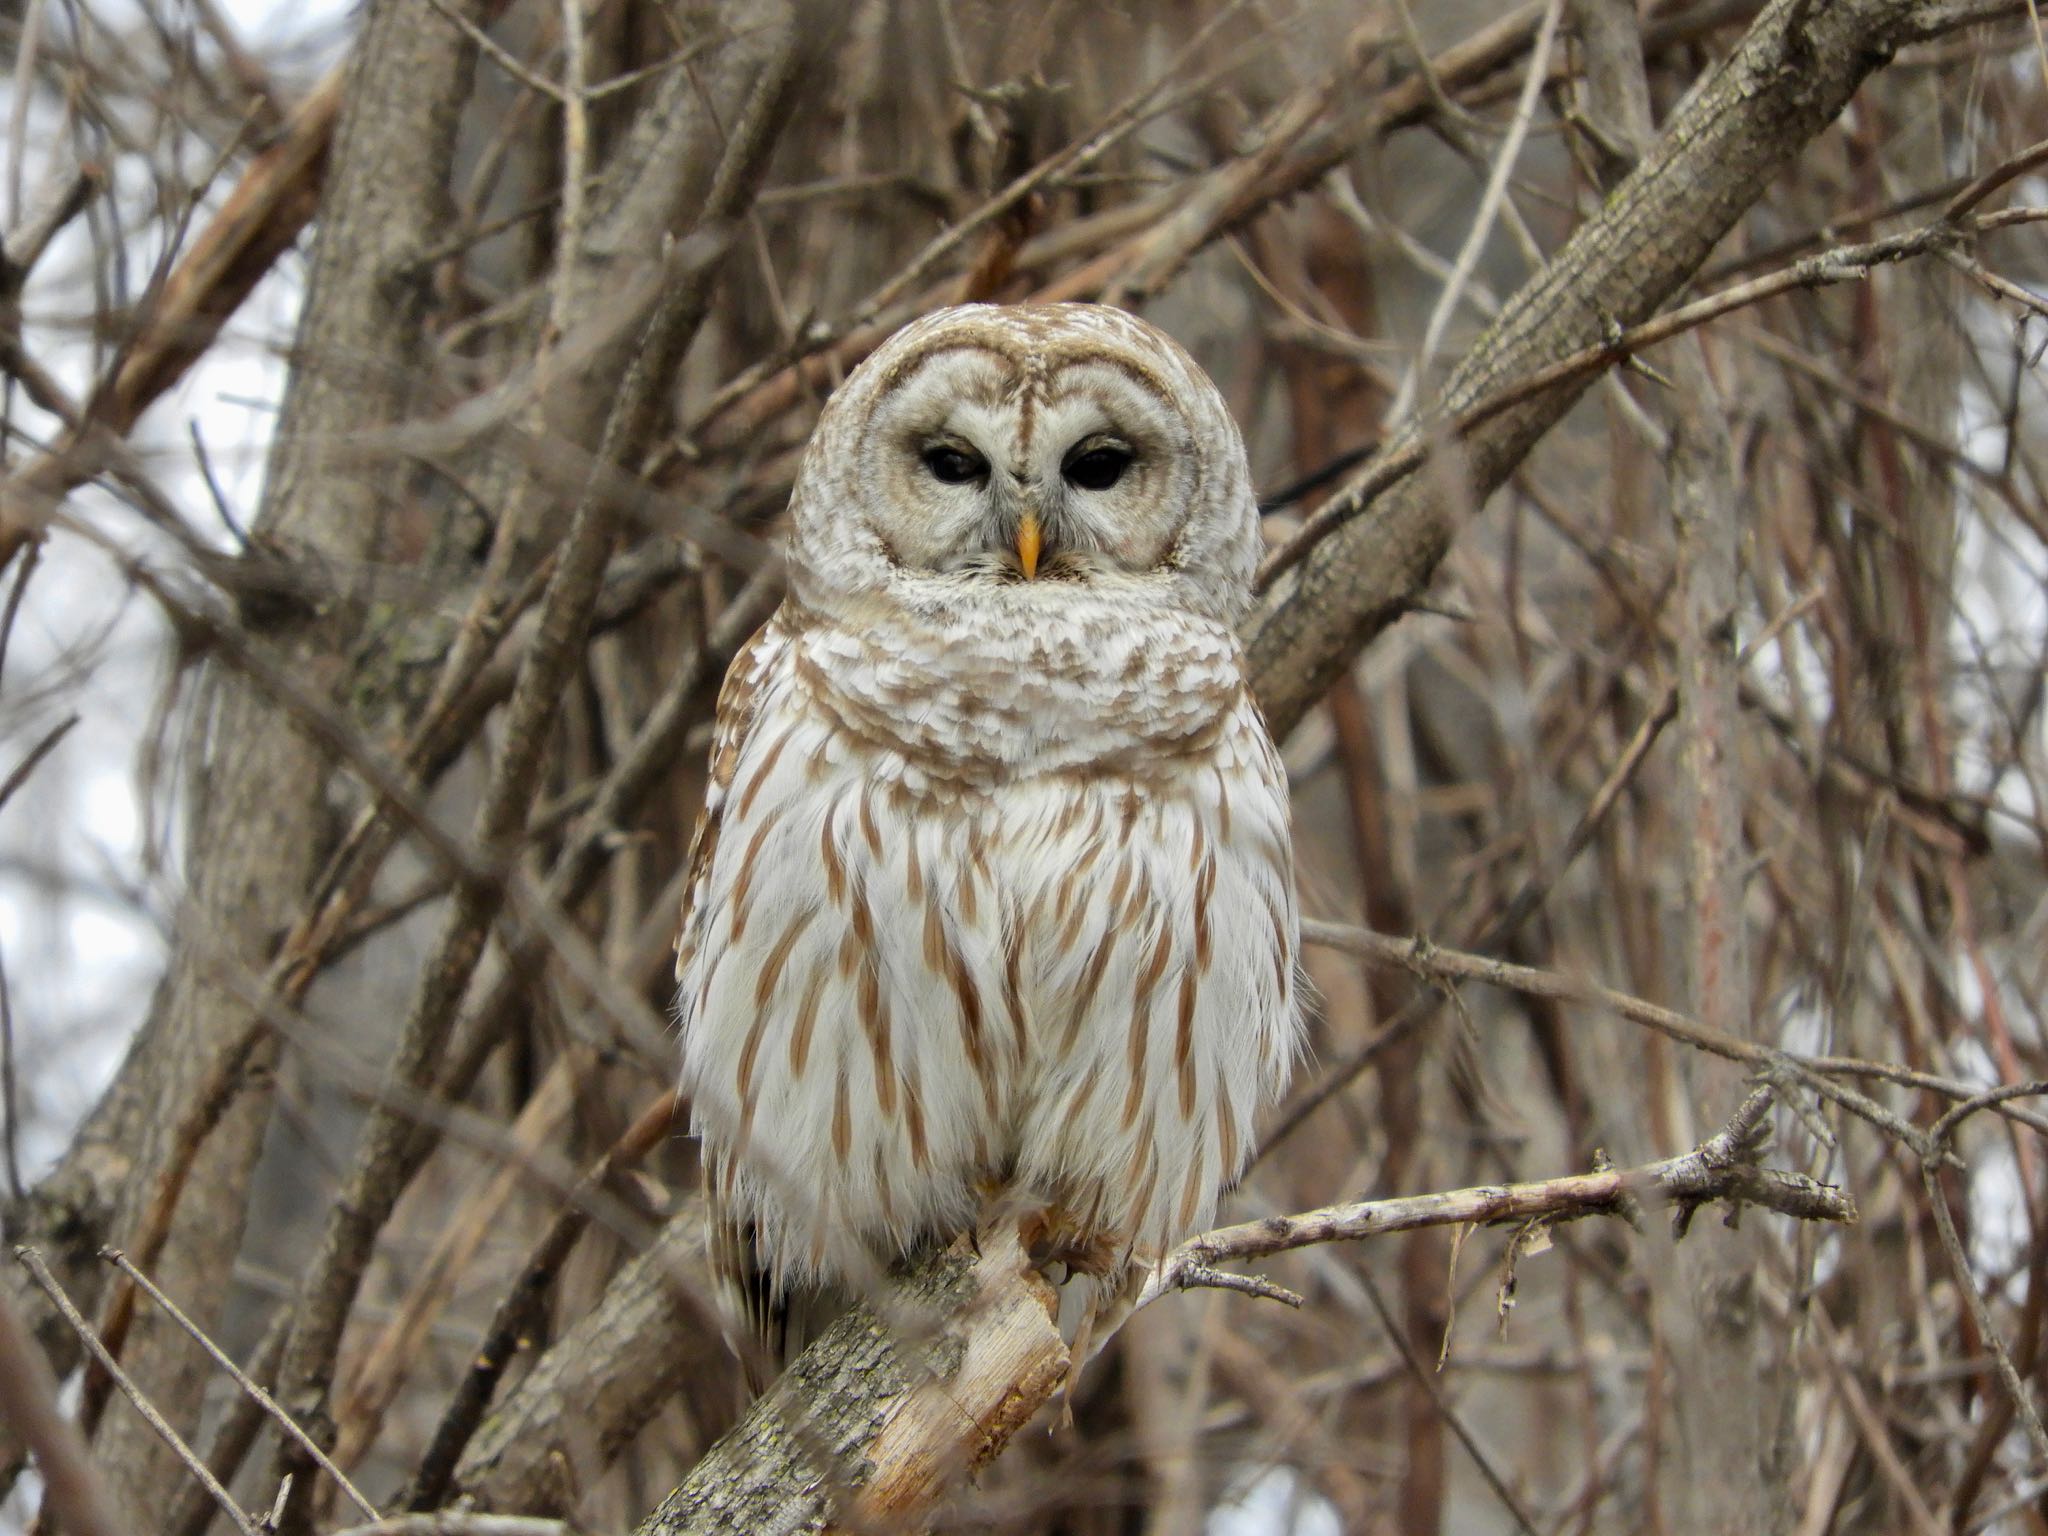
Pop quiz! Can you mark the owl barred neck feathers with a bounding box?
[678,302,1302,1360]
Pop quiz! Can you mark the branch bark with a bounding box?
[635,1226,1069,1536]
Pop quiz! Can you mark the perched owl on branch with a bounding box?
[676,302,1301,1364]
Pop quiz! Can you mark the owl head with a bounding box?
[786,304,1260,629]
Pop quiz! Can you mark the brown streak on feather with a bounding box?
[874,1145,896,1226]
[1128,1144,1158,1236]
[849,877,875,948]
[1063,925,1119,1057]
[859,961,896,1115]
[1002,917,1028,1059]
[1175,968,1198,1119]
[858,785,883,857]
[788,966,827,1077]
[922,894,947,973]
[1176,1150,1206,1234]
[755,907,817,1010]
[735,723,796,821]
[1216,1094,1240,1176]
[832,1073,852,1161]
[1123,997,1150,1129]
[1105,857,1132,920]
[727,817,777,944]
[1051,794,1084,840]
[1134,916,1174,1007]
[819,801,846,908]
[1060,1073,1098,1142]
[735,1007,774,1147]
[1117,787,1143,847]
[1056,875,1092,955]
[944,940,995,1108]
[901,1070,930,1169]
[969,820,994,890]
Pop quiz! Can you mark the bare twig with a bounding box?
[1299,919,2048,1145]
[0,712,76,817]
[14,1247,260,1536]
[1142,1089,1853,1310]
[403,1089,679,1510]
[100,1247,380,1522]
[1921,1158,2048,1468]
[1392,0,1565,423]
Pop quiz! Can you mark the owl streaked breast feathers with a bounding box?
[675,301,1302,1361]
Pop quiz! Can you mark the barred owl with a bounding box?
[676,302,1301,1359]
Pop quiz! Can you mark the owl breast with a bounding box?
[677,600,1300,1296]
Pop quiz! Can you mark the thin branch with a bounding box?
[1392,0,1565,424]
[422,0,566,103]
[0,712,76,817]
[1356,1265,1542,1536]
[14,1247,260,1536]
[1920,1160,2048,1469]
[0,61,345,570]
[403,1089,679,1510]
[1255,682,1676,1163]
[0,161,102,290]
[1142,1089,1853,1310]
[100,1248,380,1522]
[1299,919,2048,1144]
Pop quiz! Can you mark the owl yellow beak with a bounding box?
[1017,514,1042,580]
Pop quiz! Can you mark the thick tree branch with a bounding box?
[635,1226,1068,1536]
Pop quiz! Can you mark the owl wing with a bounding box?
[674,610,788,989]
[672,609,799,1381]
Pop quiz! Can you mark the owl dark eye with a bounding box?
[1062,444,1131,491]
[923,445,988,484]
